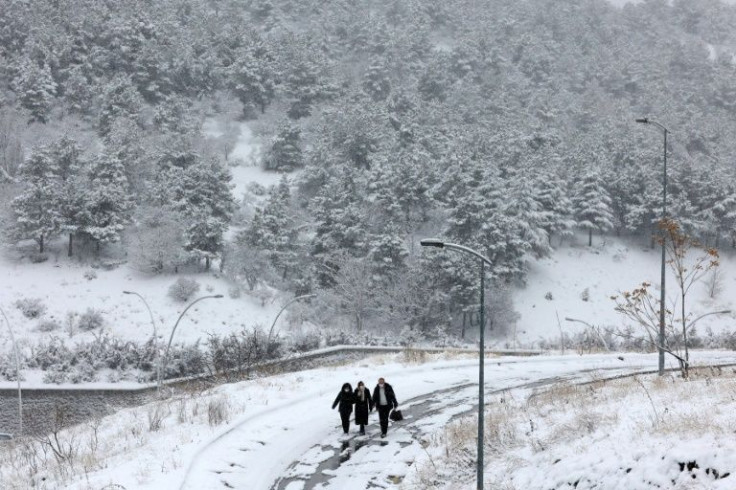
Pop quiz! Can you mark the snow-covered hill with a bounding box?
[2,122,736,385]
[514,233,736,346]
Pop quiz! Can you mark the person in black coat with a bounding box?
[372,377,398,438]
[332,382,355,434]
[353,381,373,435]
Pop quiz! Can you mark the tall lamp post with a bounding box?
[0,305,22,437]
[635,117,668,376]
[420,239,490,490]
[123,291,162,392]
[267,293,316,342]
[162,294,223,387]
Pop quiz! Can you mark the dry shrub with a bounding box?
[527,382,581,409]
[484,409,519,452]
[402,348,427,364]
[657,411,719,437]
[207,395,230,426]
[147,402,169,432]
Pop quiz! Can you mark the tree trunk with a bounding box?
[205,256,211,270]
[39,234,44,254]
[588,228,592,247]
[68,233,73,257]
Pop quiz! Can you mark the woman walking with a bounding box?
[331,382,355,434]
[353,381,373,435]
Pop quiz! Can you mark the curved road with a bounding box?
[178,352,736,490]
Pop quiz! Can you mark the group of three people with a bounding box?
[332,377,399,438]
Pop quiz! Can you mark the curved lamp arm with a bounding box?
[162,294,223,383]
[420,239,493,268]
[123,290,162,391]
[267,294,316,342]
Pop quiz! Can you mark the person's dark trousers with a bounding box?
[377,405,391,435]
[340,411,350,433]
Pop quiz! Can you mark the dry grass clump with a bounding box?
[0,388,242,488]
[402,348,427,364]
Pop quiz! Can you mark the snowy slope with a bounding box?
[514,233,736,346]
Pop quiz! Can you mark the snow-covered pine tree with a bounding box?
[153,94,198,134]
[61,66,94,116]
[185,209,229,271]
[12,59,57,123]
[97,76,144,137]
[229,41,276,116]
[310,168,368,285]
[263,123,303,172]
[367,224,408,285]
[51,137,86,257]
[535,169,575,245]
[362,57,391,102]
[11,146,62,253]
[572,169,614,246]
[129,204,188,273]
[80,150,133,251]
[242,175,298,278]
[505,169,551,258]
[173,158,235,270]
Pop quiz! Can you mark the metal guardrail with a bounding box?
[0,345,542,436]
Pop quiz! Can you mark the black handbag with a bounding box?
[389,409,403,421]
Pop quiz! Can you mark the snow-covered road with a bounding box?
[176,351,736,490]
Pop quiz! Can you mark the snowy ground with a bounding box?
[513,235,736,348]
[3,350,736,489]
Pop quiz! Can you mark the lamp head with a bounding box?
[420,239,445,248]
[123,291,133,295]
[214,294,224,299]
[635,118,649,124]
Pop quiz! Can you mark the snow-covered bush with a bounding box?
[0,353,24,381]
[36,319,61,332]
[78,308,104,331]
[30,337,73,370]
[15,297,46,318]
[163,341,206,379]
[83,269,97,280]
[289,331,320,352]
[68,359,98,383]
[29,252,48,263]
[228,284,242,299]
[168,277,201,302]
[43,365,70,384]
[398,326,422,346]
[206,329,282,377]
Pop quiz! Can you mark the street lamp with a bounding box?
[162,294,224,387]
[123,291,162,392]
[0,305,22,437]
[267,293,316,342]
[420,238,490,490]
[635,117,668,376]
